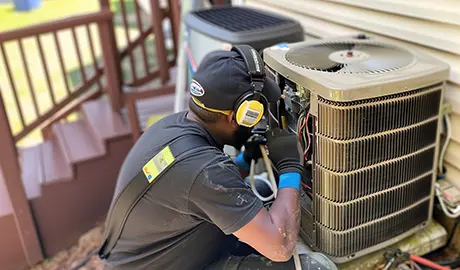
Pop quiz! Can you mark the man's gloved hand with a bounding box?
[266,128,303,175]
[242,135,267,163]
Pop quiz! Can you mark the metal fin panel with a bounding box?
[315,198,430,257]
[316,146,435,202]
[317,85,442,139]
[316,118,438,172]
[315,173,432,230]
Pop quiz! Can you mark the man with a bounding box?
[100,49,327,270]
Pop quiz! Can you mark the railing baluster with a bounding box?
[120,0,137,81]
[71,27,87,83]
[36,35,56,106]
[0,43,26,129]
[134,0,150,74]
[53,31,71,95]
[85,24,103,91]
[18,38,40,117]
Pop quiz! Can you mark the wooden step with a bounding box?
[81,98,130,145]
[52,120,105,164]
[121,93,189,131]
[18,145,43,199]
[41,139,73,184]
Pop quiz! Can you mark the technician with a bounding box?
[99,46,321,269]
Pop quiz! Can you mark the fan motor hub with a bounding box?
[328,50,370,64]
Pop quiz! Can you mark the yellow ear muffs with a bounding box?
[235,99,264,127]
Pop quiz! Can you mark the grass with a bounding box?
[0,0,163,147]
[0,0,100,32]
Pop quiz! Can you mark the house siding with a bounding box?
[245,0,460,189]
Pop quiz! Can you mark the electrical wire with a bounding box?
[268,108,280,127]
[409,254,450,270]
[438,114,451,174]
[435,183,460,218]
[304,111,311,158]
[411,260,423,270]
[296,110,311,162]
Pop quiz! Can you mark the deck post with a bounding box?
[168,0,181,60]
[0,89,43,266]
[99,0,123,113]
[150,0,170,84]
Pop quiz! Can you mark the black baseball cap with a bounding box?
[190,50,281,114]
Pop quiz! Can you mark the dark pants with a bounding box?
[204,237,338,270]
[204,253,337,270]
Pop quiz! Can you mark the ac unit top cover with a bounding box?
[184,6,304,50]
[263,38,450,101]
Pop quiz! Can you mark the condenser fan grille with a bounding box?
[285,42,414,74]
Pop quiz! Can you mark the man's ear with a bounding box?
[227,111,239,128]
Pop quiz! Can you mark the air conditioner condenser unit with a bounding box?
[262,37,450,263]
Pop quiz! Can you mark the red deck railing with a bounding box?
[0,0,182,267]
[0,10,113,143]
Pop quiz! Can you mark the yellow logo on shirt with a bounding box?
[143,146,175,183]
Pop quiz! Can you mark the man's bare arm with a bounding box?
[233,187,300,262]
[234,128,303,262]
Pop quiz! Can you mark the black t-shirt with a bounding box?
[103,111,264,270]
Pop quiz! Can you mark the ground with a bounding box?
[30,225,105,270]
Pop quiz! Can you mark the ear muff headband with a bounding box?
[231,45,267,128]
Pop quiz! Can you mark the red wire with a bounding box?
[301,183,311,190]
[184,43,197,72]
[298,115,305,142]
[409,254,451,270]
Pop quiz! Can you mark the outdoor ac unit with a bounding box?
[262,36,450,263]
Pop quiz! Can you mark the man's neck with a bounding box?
[186,111,225,148]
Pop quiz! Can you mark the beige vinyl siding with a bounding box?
[245,0,460,188]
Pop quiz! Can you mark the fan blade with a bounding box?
[356,45,414,72]
[286,44,350,70]
[286,42,413,73]
[338,64,368,73]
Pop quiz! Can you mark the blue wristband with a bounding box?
[278,172,301,190]
[234,152,250,171]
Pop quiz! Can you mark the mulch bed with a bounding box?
[30,226,105,270]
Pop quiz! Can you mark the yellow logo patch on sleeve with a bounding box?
[142,146,175,183]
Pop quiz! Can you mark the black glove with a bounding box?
[242,135,267,163]
[266,128,303,175]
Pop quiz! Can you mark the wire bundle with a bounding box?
[296,110,312,196]
[297,110,311,161]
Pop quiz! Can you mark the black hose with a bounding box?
[447,217,459,248]
[436,257,460,268]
